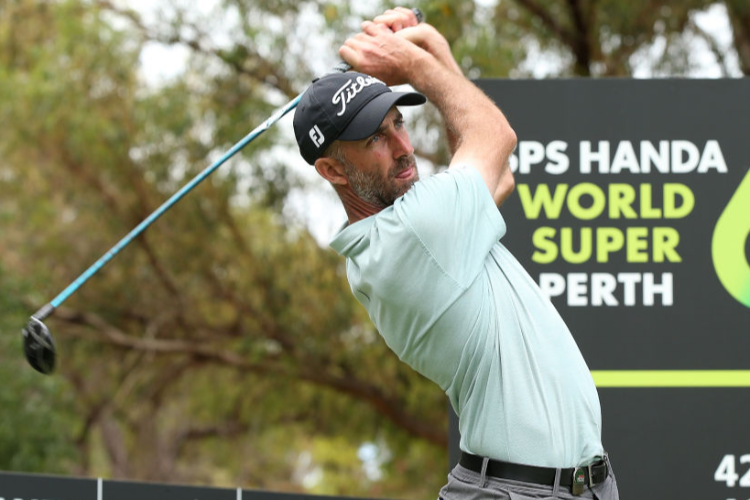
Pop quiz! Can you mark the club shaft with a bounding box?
[24,7,424,376]
[43,10,432,311]
[49,93,303,310]
[47,57,357,313]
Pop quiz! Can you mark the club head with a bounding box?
[22,317,56,374]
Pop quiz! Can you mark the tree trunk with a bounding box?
[727,0,750,75]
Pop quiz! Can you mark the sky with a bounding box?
[108,0,743,487]
[128,2,741,81]
[117,0,742,245]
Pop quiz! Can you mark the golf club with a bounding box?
[22,8,424,375]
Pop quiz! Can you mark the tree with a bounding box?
[1,0,744,498]
[0,267,77,473]
[488,0,746,77]
[725,0,750,74]
[0,0,447,497]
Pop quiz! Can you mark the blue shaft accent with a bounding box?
[50,93,303,308]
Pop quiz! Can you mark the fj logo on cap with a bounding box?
[309,125,325,148]
[332,75,385,117]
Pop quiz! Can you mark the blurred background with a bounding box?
[0,0,747,497]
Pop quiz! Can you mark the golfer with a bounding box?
[294,8,619,499]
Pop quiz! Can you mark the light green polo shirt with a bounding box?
[330,165,603,468]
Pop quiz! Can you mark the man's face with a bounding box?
[337,107,419,208]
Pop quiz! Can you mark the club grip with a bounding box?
[328,61,353,75]
[326,7,425,75]
[412,7,425,23]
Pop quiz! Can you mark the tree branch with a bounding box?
[55,307,447,448]
[688,16,732,77]
[94,0,297,97]
[55,146,188,327]
[726,0,750,75]
[567,0,594,75]
[514,0,577,49]
[513,0,594,75]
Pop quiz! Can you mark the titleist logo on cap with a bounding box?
[332,75,385,116]
[293,71,424,165]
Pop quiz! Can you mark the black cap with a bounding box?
[293,72,426,165]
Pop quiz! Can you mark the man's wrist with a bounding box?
[404,48,441,89]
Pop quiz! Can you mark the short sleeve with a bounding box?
[394,165,506,288]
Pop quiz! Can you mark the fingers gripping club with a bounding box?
[22,8,424,374]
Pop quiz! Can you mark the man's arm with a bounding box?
[369,8,465,155]
[339,14,517,206]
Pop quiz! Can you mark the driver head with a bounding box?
[23,317,56,374]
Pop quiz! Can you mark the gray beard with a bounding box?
[341,155,418,208]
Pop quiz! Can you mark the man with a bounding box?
[293,7,619,499]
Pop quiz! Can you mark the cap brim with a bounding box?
[338,91,426,142]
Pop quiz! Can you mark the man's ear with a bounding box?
[315,156,348,186]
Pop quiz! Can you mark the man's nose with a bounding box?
[390,130,413,158]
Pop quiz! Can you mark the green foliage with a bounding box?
[0,0,745,498]
[492,0,731,76]
[1,0,446,495]
[0,267,78,472]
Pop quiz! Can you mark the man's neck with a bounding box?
[335,185,385,224]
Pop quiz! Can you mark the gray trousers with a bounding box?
[439,455,619,500]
